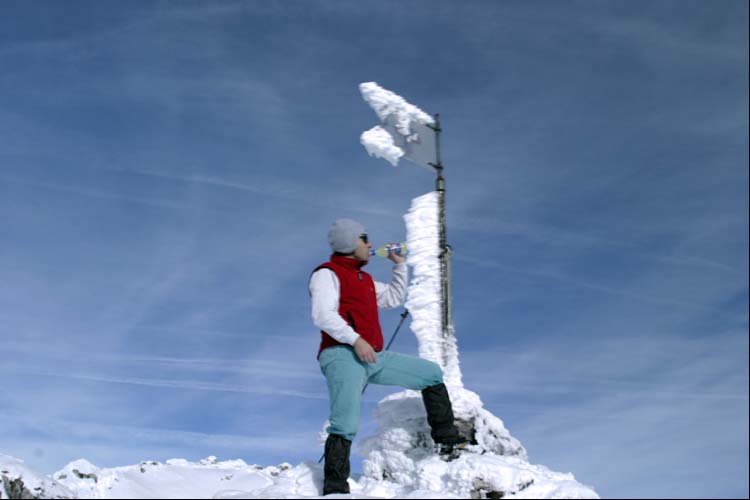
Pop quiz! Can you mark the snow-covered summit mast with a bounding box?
[359,82,460,388]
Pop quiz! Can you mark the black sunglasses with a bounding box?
[359,233,369,244]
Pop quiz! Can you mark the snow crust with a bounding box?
[1,453,598,499]
[0,454,73,499]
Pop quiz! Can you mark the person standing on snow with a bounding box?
[309,218,466,496]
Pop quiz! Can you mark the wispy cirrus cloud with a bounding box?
[107,167,405,219]
[0,407,320,472]
[453,252,741,314]
[0,175,218,213]
[17,370,328,400]
[1,2,746,497]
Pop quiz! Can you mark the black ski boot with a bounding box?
[323,433,351,495]
[422,383,470,460]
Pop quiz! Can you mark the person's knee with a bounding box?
[424,361,444,388]
[328,415,358,442]
[328,423,357,442]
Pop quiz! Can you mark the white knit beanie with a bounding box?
[328,219,365,254]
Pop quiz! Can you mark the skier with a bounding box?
[310,218,466,495]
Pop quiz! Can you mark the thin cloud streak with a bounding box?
[111,167,404,218]
[453,253,737,313]
[0,408,319,467]
[1,3,746,497]
[462,327,748,498]
[0,175,221,214]
[3,342,319,379]
[19,370,328,401]
[449,213,739,275]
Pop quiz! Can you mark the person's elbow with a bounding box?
[310,310,325,331]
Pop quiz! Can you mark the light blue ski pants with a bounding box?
[319,345,444,441]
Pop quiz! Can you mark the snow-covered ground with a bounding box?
[1,452,597,499]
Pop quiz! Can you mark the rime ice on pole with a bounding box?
[353,191,598,499]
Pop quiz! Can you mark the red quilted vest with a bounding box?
[314,254,384,357]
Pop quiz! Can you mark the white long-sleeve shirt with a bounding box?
[309,262,408,346]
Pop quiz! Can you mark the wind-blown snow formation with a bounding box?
[360,82,435,167]
[361,125,404,166]
[360,82,434,134]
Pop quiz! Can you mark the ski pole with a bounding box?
[318,309,410,464]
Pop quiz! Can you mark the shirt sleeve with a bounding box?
[374,263,408,309]
[309,268,361,346]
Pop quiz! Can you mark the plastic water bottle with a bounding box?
[370,243,408,257]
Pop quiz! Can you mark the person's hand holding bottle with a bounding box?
[386,243,406,264]
[370,243,407,263]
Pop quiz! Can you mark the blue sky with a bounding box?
[1,1,747,498]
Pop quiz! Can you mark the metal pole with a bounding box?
[445,243,453,334]
[430,114,451,345]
